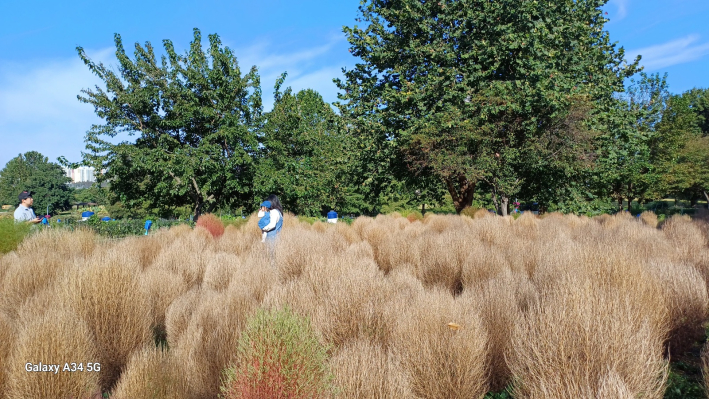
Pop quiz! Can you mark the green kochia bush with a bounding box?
[0,217,32,254]
[220,307,334,399]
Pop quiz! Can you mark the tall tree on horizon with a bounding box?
[76,28,262,218]
[255,75,361,216]
[0,151,73,214]
[336,0,639,214]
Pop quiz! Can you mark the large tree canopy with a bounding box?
[337,0,638,214]
[77,28,262,218]
[255,76,356,216]
[0,151,73,215]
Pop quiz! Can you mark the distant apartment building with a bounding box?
[62,166,97,183]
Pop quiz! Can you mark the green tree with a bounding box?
[337,0,638,214]
[675,136,709,206]
[255,77,356,216]
[73,184,110,205]
[0,151,73,215]
[595,73,669,211]
[653,91,708,206]
[76,28,262,218]
[684,88,709,135]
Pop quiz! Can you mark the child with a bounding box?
[257,201,272,242]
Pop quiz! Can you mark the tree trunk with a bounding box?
[704,191,709,208]
[193,200,202,221]
[491,190,500,215]
[618,197,623,212]
[445,176,476,214]
[421,203,426,216]
[501,195,509,217]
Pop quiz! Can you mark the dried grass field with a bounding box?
[1,211,709,398]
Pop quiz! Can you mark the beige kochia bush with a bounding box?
[646,260,708,357]
[329,338,412,398]
[392,288,489,399]
[0,311,14,397]
[57,249,153,391]
[110,346,188,399]
[1,210,708,397]
[508,277,669,399]
[171,286,258,398]
[5,308,101,399]
[464,271,527,391]
[0,229,95,321]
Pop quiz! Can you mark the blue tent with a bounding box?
[101,216,111,222]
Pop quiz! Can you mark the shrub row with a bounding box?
[47,216,195,239]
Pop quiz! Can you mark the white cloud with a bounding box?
[287,66,345,102]
[232,35,347,111]
[628,34,709,71]
[609,0,630,21]
[0,48,114,167]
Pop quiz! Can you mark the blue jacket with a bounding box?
[266,210,283,240]
[258,212,270,230]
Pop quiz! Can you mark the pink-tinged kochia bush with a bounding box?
[196,213,225,238]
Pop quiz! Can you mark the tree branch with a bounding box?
[190,176,202,197]
[168,171,182,185]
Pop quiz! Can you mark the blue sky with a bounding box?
[1,0,708,169]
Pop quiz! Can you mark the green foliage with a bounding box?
[0,217,32,254]
[460,206,482,218]
[88,216,193,238]
[77,28,262,218]
[544,187,616,216]
[592,73,670,212]
[398,209,424,220]
[220,307,334,399]
[484,385,514,399]
[219,214,249,229]
[48,216,193,239]
[664,362,705,399]
[256,80,354,216]
[658,92,709,204]
[684,87,709,135]
[105,201,146,220]
[73,185,110,206]
[0,151,73,214]
[296,216,325,225]
[337,0,638,214]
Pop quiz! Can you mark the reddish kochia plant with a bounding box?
[220,307,333,399]
[196,213,225,238]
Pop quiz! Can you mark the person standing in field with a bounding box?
[327,209,338,224]
[14,191,42,224]
[258,194,283,242]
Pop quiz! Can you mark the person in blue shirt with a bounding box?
[14,191,42,224]
[327,209,338,224]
